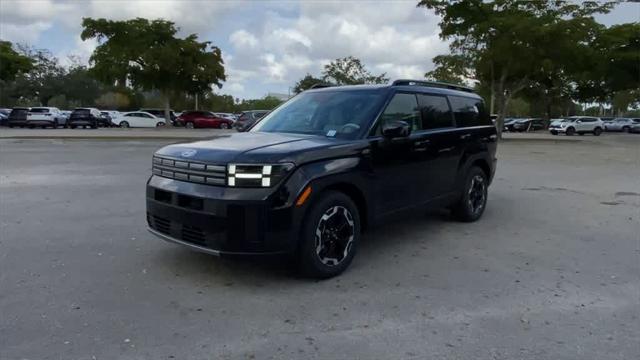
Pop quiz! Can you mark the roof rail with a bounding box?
[309,83,333,89]
[391,79,474,93]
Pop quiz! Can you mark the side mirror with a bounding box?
[382,120,411,138]
[576,120,582,123]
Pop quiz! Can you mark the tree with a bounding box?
[0,40,33,81]
[322,56,388,85]
[10,46,66,106]
[418,0,615,138]
[293,73,325,93]
[81,18,226,123]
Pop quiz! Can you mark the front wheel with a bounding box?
[297,191,361,278]
[565,127,576,136]
[156,122,165,127]
[185,122,195,129]
[550,130,558,135]
[52,120,58,129]
[593,127,602,136]
[452,167,488,222]
[622,126,630,133]
[219,122,229,129]
[119,121,129,128]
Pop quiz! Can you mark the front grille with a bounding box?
[182,225,206,245]
[152,156,226,186]
[150,214,171,235]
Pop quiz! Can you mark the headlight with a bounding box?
[227,163,294,187]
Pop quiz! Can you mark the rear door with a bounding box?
[414,93,461,201]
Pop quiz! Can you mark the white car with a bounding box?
[117,111,165,128]
[548,116,603,136]
[604,118,639,132]
[26,107,66,128]
[214,112,237,122]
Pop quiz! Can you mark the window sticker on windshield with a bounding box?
[326,130,337,137]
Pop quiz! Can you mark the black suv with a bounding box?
[7,107,30,128]
[147,80,497,278]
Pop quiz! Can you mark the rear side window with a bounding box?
[449,96,490,127]
[379,93,420,132]
[416,94,453,130]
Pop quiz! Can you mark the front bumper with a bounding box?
[549,127,566,133]
[146,175,302,255]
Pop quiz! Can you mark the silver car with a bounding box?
[604,118,639,132]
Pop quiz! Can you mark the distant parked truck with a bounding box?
[26,107,66,128]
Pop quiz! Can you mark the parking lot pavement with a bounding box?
[0,134,638,360]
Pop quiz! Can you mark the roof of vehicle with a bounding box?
[74,107,99,110]
[11,107,30,110]
[305,80,481,99]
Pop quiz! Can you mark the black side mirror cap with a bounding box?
[382,120,411,138]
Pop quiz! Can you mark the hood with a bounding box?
[155,131,360,165]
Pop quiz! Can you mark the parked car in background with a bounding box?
[68,108,102,129]
[59,110,71,121]
[502,118,519,132]
[0,108,10,126]
[213,112,237,121]
[549,116,603,136]
[100,110,120,127]
[233,110,269,132]
[629,120,640,133]
[26,107,66,128]
[176,111,234,129]
[7,107,30,128]
[140,109,177,125]
[513,118,545,132]
[117,111,165,128]
[604,118,639,132]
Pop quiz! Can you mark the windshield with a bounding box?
[30,108,50,113]
[251,90,383,139]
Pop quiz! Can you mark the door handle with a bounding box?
[459,134,471,140]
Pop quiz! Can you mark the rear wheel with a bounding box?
[452,167,488,222]
[297,191,360,278]
[119,121,129,128]
[593,127,602,136]
[565,127,576,136]
[52,120,58,129]
[185,122,195,129]
[220,122,229,129]
[622,126,630,133]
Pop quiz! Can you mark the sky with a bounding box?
[1,0,638,100]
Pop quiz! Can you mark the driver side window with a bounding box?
[379,93,420,133]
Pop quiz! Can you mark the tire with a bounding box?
[565,127,575,136]
[593,127,602,136]
[91,121,98,129]
[52,120,58,129]
[550,130,558,135]
[297,191,361,279]
[622,126,630,133]
[185,122,195,129]
[119,121,129,128]
[220,122,229,129]
[452,166,489,222]
[156,122,165,127]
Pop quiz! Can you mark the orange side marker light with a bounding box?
[296,186,312,206]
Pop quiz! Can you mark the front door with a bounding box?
[368,92,431,215]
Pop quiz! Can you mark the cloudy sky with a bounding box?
[1,0,638,99]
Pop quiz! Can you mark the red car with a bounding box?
[176,111,234,129]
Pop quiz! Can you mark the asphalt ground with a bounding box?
[0,133,638,359]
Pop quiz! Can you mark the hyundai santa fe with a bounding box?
[146,80,498,278]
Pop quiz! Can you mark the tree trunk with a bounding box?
[490,61,495,115]
[163,93,170,126]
